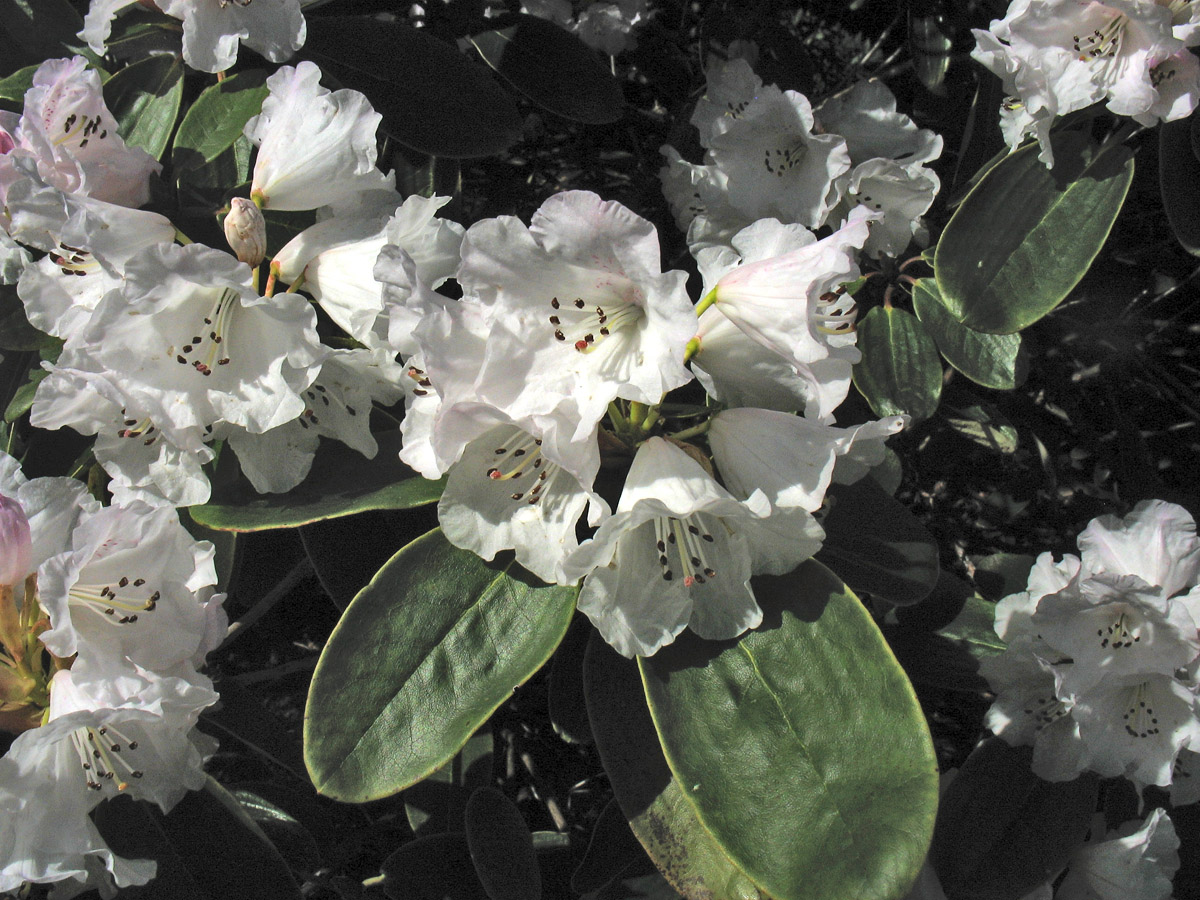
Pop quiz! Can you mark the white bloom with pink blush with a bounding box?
[6,57,160,208]
[703,212,873,420]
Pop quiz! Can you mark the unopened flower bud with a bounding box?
[224,197,267,266]
[0,494,31,587]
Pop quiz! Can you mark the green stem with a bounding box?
[639,407,661,432]
[694,287,718,318]
[670,419,711,441]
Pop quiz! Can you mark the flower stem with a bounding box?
[670,419,711,441]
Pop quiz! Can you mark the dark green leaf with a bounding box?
[172,70,269,172]
[1160,111,1200,255]
[852,305,942,422]
[300,509,416,610]
[465,787,542,900]
[469,15,623,124]
[382,833,489,900]
[640,560,938,900]
[583,634,762,900]
[304,530,576,801]
[92,778,302,900]
[230,789,322,875]
[888,590,1005,694]
[548,614,595,745]
[912,279,1025,390]
[971,552,1037,602]
[302,17,522,158]
[816,477,939,606]
[0,0,84,75]
[102,55,183,160]
[571,799,648,895]
[189,432,444,531]
[405,732,494,836]
[931,739,1099,900]
[935,132,1134,334]
[4,365,48,423]
[0,65,36,103]
[944,403,1019,454]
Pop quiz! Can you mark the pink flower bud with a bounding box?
[0,494,31,585]
[224,197,267,266]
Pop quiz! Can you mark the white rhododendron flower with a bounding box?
[246,61,393,212]
[0,660,216,896]
[1056,809,1180,900]
[705,84,850,228]
[815,80,944,168]
[450,190,696,434]
[972,0,1200,166]
[709,408,906,511]
[564,438,824,657]
[438,401,609,584]
[4,57,160,208]
[274,193,463,349]
[82,0,306,74]
[983,500,1200,788]
[55,242,325,437]
[703,211,873,420]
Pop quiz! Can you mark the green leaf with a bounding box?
[930,739,1099,900]
[971,552,1036,602]
[583,634,762,900]
[944,403,1019,454]
[1160,110,1200,255]
[0,64,36,103]
[102,54,184,160]
[469,15,623,124]
[302,17,522,158]
[382,833,489,900]
[571,799,648,895]
[912,279,1025,390]
[816,477,939,606]
[0,0,84,75]
[887,589,1004,694]
[304,529,577,802]
[935,131,1134,334]
[465,787,542,900]
[172,70,269,172]
[852,305,942,422]
[639,560,938,900]
[230,788,322,875]
[548,614,594,745]
[189,432,444,531]
[404,731,494,836]
[3,365,48,423]
[93,778,302,900]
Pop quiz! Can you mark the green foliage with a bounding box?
[189,433,444,531]
[464,787,542,900]
[852,304,943,422]
[931,739,1099,900]
[102,54,184,160]
[1159,109,1200,255]
[639,560,938,900]
[943,403,1019,454]
[404,732,494,836]
[92,778,302,900]
[470,15,624,125]
[912,279,1025,390]
[0,0,84,76]
[304,529,577,801]
[382,833,489,900]
[817,476,940,606]
[171,70,270,174]
[0,65,36,104]
[302,17,522,158]
[584,634,762,900]
[935,131,1134,334]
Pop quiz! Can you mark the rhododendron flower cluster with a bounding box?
[660,56,942,259]
[982,500,1200,795]
[972,0,1200,166]
[0,453,224,896]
